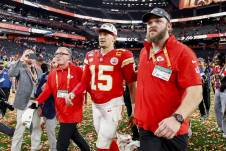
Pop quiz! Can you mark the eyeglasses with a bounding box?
[54,52,70,56]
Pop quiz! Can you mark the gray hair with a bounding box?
[57,47,72,60]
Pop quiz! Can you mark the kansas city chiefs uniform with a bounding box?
[81,49,137,104]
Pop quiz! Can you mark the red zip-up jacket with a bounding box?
[36,63,84,123]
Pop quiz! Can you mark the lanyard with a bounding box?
[56,66,70,91]
[150,46,171,67]
[26,66,37,84]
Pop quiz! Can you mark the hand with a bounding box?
[40,117,46,129]
[20,49,33,62]
[128,103,136,127]
[0,113,3,120]
[154,116,181,139]
[29,101,39,109]
[128,116,135,128]
[65,94,74,106]
[37,106,43,117]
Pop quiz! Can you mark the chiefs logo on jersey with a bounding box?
[110,57,119,65]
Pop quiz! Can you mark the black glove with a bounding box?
[29,102,38,109]
[7,103,14,111]
[0,100,14,111]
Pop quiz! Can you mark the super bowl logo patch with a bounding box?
[110,57,119,65]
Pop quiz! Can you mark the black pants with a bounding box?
[199,83,210,117]
[0,122,14,137]
[139,128,188,151]
[124,85,139,140]
[0,88,11,116]
[57,123,90,151]
[0,88,10,100]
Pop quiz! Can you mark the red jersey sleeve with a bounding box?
[72,53,91,96]
[36,72,53,104]
[177,47,202,88]
[121,50,137,83]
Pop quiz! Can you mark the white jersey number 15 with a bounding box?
[90,65,113,91]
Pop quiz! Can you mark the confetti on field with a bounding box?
[0,93,226,151]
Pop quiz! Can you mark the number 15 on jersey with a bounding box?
[90,65,113,91]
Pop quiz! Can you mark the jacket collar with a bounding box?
[144,35,176,53]
[56,62,72,71]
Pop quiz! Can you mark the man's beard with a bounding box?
[147,26,168,43]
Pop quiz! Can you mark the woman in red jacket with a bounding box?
[34,47,90,151]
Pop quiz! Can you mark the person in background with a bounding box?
[0,60,15,137]
[213,53,226,133]
[198,58,211,120]
[219,76,226,138]
[9,49,43,151]
[0,60,12,100]
[35,58,58,151]
[8,56,18,93]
